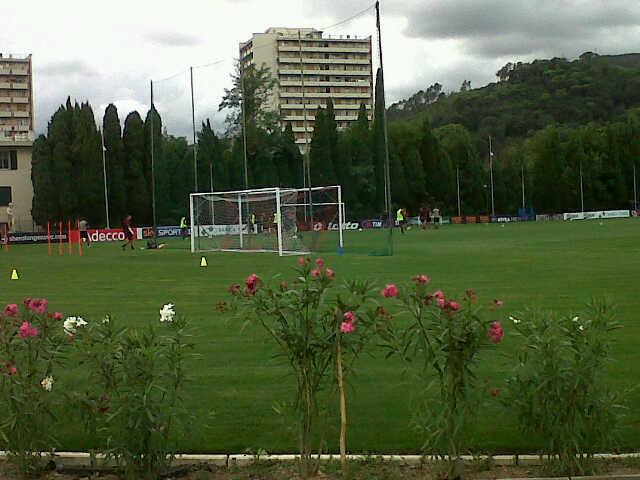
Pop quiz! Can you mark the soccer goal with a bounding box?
[189,185,344,256]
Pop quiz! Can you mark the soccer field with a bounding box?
[2,219,640,453]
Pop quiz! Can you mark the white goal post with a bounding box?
[189,185,345,256]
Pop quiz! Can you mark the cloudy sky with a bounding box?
[4,0,640,137]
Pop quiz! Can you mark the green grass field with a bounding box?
[2,219,640,453]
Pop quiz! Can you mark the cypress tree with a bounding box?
[122,111,149,224]
[103,104,127,224]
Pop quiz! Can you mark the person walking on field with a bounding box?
[79,218,91,247]
[121,215,135,251]
[180,216,188,239]
[396,207,407,234]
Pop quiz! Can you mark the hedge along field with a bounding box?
[1,218,639,453]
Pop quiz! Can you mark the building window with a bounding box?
[0,150,17,170]
[0,186,11,206]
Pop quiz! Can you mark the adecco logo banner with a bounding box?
[87,229,136,242]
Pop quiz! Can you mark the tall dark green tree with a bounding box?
[122,111,149,223]
[103,104,127,224]
[310,101,339,186]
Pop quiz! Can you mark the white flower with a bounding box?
[578,325,585,331]
[159,304,175,323]
[509,315,521,325]
[41,376,54,392]
[572,316,580,323]
[102,315,111,324]
[64,316,87,335]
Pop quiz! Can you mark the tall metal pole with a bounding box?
[456,166,461,217]
[376,1,393,249]
[299,30,311,222]
[579,161,585,213]
[633,162,638,212]
[190,66,198,192]
[150,80,157,238]
[100,128,110,229]
[521,162,525,210]
[240,62,249,190]
[489,135,495,217]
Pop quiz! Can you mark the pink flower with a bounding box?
[54,312,63,321]
[18,321,39,339]
[340,321,356,334]
[27,298,48,315]
[436,298,446,308]
[5,363,17,376]
[325,268,335,278]
[490,388,501,397]
[494,299,504,307]
[433,290,445,299]
[315,258,325,268]
[488,321,504,344]
[245,274,260,296]
[4,304,18,317]
[311,268,321,278]
[343,311,356,323]
[412,274,430,285]
[448,301,460,311]
[381,284,399,298]
[297,257,306,266]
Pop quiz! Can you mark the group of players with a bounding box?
[396,206,441,234]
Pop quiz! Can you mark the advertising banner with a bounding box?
[563,210,630,221]
[359,219,384,229]
[86,228,137,242]
[6,231,67,244]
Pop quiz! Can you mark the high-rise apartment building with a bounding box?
[240,28,373,151]
[0,53,34,232]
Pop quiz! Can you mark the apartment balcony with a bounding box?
[281,103,371,110]
[0,82,10,89]
[0,111,11,118]
[13,111,29,118]
[278,46,370,54]
[279,68,370,76]
[291,126,315,133]
[12,97,29,104]
[0,131,34,145]
[0,97,10,103]
[0,68,28,75]
[280,92,371,99]
[11,83,29,90]
[280,80,371,87]
[278,57,371,65]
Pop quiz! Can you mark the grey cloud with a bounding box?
[145,31,202,47]
[38,60,98,77]
[401,0,640,58]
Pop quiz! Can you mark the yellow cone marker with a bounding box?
[200,256,208,267]
[10,269,19,280]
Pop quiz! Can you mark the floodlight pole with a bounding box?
[579,161,585,213]
[150,80,157,239]
[100,128,110,228]
[190,66,198,192]
[633,162,638,212]
[521,162,525,209]
[489,135,495,217]
[456,166,461,216]
[240,62,249,190]
[376,1,393,250]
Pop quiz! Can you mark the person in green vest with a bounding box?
[396,207,407,234]
[180,216,188,239]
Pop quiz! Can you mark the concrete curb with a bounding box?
[0,451,638,470]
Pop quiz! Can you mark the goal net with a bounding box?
[189,185,344,255]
